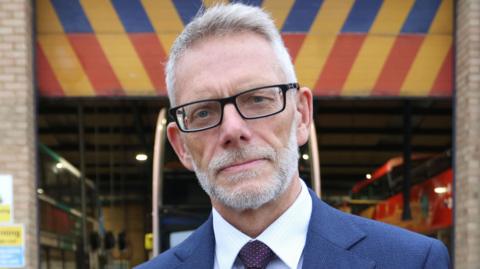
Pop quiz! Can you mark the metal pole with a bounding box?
[78,104,89,267]
[402,100,412,220]
[152,108,167,256]
[110,127,115,209]
[308,121,321,198]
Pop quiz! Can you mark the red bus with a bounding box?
[350,152,452,246]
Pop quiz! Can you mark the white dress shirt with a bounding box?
[212,179,312,269]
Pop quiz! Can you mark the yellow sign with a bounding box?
[145,233,153,250]
[0,225,23,246]
[0,175,13,223]
[0,205,11,223]
[0,225,25,267]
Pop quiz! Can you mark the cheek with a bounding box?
[184,135,215,168]
[267,113,295,145]
[252,121,292,150]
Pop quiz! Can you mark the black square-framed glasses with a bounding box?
[169,83,299,132]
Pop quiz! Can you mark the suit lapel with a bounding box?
[302,190,376,269]
[173,216,216,269]
[171,190,376,269]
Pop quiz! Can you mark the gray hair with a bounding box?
[165,3,297,106]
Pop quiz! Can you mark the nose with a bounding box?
[217,104,252,147]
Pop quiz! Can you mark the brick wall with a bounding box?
[455,0,480,268]
[0,0,37,268]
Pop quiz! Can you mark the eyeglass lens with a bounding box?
[176,86,285,131]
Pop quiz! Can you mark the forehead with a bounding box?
[173,32,283,105]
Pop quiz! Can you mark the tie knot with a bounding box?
[238,240,275,269]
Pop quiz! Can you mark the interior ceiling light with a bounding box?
[366,174,372,180]
[56,162,63,169]
[302,154,309,160]
[136,153,148,162]
[434,186,447,194]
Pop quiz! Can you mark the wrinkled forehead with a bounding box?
[172,32,285,106]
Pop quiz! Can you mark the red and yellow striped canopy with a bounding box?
[36,0,452,97]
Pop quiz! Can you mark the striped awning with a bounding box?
[36,0,452,97]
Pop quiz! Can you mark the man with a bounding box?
[137,3,451,269]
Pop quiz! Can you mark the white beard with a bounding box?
[191,118,299,210]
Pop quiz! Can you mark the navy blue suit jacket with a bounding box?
[136,189,451,269]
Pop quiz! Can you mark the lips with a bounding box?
[218,158,266,174]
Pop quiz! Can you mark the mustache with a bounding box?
[208,145,276,173]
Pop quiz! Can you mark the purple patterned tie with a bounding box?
[238,240,275,269]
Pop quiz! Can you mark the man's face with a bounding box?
[167,32,310,210]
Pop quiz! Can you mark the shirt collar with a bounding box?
[212,206,251,269]
[212,179,312,269]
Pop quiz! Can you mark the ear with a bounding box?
[295,86,313,146]
[166,122,194,171]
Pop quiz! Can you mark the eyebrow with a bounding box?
[181,82,276,105]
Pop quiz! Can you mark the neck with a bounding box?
[212,177,302,238]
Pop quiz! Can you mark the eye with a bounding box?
[248,93,276,105]
[189,105,217,121]
[195,110,210,118]
[252,95,267,103]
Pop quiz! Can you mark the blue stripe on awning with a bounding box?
[51,0,93,33]
[401,0,442,33]
[282,0,324,33]
[341,0,383,33]
[111,0,154,32]
[172,0,203,25]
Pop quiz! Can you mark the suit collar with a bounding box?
[302,189,376,269]
[173,215,215,269]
